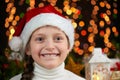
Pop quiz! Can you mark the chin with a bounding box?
[44,64,59,69]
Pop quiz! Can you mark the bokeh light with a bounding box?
[5,0,119,57]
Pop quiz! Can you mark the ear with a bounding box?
[25,46,31,55]
[67,47,72,55]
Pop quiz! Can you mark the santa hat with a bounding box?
[9,5,74,58]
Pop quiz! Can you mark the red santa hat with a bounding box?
[9,5,74,57]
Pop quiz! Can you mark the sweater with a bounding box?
[10,62,85,80]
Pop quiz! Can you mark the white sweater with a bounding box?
[10,62,85,80]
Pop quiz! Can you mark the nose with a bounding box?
[45,39,55,51]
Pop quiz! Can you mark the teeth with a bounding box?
[41,54,59,57]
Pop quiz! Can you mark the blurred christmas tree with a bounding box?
[0,48,23,80]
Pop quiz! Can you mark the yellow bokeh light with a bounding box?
[8,14,14,22]
[106,10,111,15]
[30,0,35,8]
[104,34,109,38]
[73,47,79,53]
[104,15,110,22]
[10,28,15,35]
[103,13,107,17]
[94,5,99,11]
[88,36,94,43]
[91,0,96,5]
[66,9,72,15]
[11,7,16,14]
[38,2,44,8]
[6,8,10,12]
[9,34,13,40]
[74,33,80,39]
[15,15,20,21]
[103,47,109,54]
[93,28,98,34]
[88,26,93,32]
[63,0,69,6]
[72,22,77,29]
[112,26,117,32]
[99,1,105,7]
[5,0,9,3]
[7,2,14,9]
[104,38,109,44]
[12,20,17,26]
[63,5,70,12]
[75,9,81,15]
[5,18,9,22]
[88,46,94,52]
[92,10,98,15]
[99,20,105,27]
[5,22,9,28]
[71,7,76,13]
[106,27,111,35]
[106,42,112,48]
[74,40,80,47]
[79,21,85,27]
[9,26,14,30]
[89,19,95,25]
[77,49,84,55]
[73,14,79,19]
[106,3,111,9]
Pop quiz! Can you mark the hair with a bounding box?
[21,54,34,80]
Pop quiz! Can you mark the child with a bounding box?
[9,5,85,80]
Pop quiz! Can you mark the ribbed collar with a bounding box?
[33,62,66,80]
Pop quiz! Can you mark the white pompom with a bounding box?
[9,36,22,52]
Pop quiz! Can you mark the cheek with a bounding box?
[30,45,41,54]
[59,44,70,55]
[61,42,70,52]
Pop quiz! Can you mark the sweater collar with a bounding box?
[33,62,66,79]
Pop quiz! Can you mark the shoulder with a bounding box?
[9,73,22,80]
[66,70,86,80]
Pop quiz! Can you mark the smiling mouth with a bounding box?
[40,53,60,57]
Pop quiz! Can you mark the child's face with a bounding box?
[26,26,71,69]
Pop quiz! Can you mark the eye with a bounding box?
[54,36,63,42]
[36,37,44,42]
[56,37,61,40]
